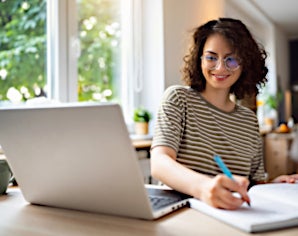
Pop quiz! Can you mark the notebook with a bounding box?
[189,182,298,233]
[0,103,189,219]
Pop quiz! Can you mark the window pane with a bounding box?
[77,0,121,102]
[0,0,47,103]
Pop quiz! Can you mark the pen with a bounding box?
[214,155,251,207]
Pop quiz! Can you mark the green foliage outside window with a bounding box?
[78,0,121,102]
[0,0,121,102]
[0,0,46,101]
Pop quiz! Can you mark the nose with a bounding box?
[215,59,227,71]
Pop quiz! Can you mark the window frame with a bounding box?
[47,0,78,102]
[0,0,165,135]
[47,0,144,126]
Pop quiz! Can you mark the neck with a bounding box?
[201,89,235,112]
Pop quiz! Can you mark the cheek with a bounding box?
[201,66,209,79]
[229,72,242,87]
[234,69,242,80]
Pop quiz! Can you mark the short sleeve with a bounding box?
[151,86,187,153]
[250,131,267,182]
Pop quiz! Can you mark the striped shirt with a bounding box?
[152,85,266,182]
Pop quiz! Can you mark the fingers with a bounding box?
[286,174,298,183]
[214,186,245,210]
[233,176,251,205]
[234,175,250,189]
[290,174,298,182]
[202,175,250,210]
[272,174,298,183]
[219,175,250,207]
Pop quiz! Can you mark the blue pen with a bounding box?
[214,155,251,206]
[214,155,234,180]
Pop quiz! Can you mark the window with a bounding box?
[0,0,141,124]
[0,0,47,103]
[48,0,127,103]
[77,0,121,103]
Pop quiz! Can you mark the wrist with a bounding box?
[189,174,212,199]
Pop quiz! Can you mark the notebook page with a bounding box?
[249,183,298,207]
[189,190,298,233]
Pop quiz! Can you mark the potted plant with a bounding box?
[263,92,282,129]
[264,94,280,111]
[133,107,152,135]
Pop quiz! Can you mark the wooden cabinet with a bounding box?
[264,133,296,180]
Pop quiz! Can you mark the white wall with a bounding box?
[141,0,164,113]
[163,0,225,88]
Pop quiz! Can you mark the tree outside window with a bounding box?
[77,0,121,102]
[0,0,121,103]
[0,0,46,102]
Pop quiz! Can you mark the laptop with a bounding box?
[0,103,189,219]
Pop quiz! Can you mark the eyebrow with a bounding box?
[203,50,234,57]
[204,50,217,55]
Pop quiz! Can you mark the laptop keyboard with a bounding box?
[149,195,180,210]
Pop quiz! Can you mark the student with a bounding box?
[150,18,298,210]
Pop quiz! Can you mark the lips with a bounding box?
[212,74,230,81]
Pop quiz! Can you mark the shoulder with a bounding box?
[164,85,190,95]
[162,85,202,109]
[236,104,257,117]
[235,104,259,127]
[163,85,197,101]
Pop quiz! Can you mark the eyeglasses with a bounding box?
[201,54,241,71]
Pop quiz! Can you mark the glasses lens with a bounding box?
[201,55,240,71]
[202,55,217,69]
[225,57,239,70]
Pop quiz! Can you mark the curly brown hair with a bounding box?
[182,18,268,99]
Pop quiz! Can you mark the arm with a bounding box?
[151,146,250,210]
[271,174,298,183]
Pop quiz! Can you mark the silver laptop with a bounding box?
[0,103,189,219]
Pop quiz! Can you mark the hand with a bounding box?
[271,174,298,183]
[200,174,250,210]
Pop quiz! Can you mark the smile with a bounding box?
[212,74,229,81]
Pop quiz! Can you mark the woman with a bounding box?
[150,18,298,210]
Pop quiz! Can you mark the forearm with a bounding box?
[150,146,250,209]
[150,149,211,199]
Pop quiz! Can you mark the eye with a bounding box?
[225,56,239,68]
[205,55,217,61]
[225,56,236,62]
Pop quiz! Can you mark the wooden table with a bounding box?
[131,134,152,151]
[132,139,152,150]
[1,188,298,236]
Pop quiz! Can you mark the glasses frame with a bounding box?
[200,55,241,72]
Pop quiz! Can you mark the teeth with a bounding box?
[215,75,227,78]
